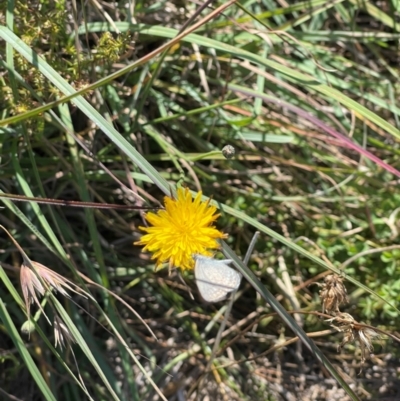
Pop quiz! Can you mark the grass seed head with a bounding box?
[20,263,46,322]
[31,261,73,298]
[54,315,76,350]
[319,274,349,315]
[328,312,379,365]
[20,260,75,325]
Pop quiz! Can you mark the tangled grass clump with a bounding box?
[2,0,400,400]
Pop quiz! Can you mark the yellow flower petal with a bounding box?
[135,188,226,270]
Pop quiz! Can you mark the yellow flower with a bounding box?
[135,188,227,270]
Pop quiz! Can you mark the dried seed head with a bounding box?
[20,263,46,322]
[31,261,73,298]
[319,274,348,315]
[355,325,379,364]
[20,260,79,325]
[328,313,379,365]
[327,312,355,336]
[54,315,75,350]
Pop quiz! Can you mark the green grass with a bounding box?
[1,0,400,400]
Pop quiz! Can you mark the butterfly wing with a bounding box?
[194,258,241,303]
